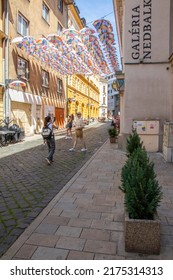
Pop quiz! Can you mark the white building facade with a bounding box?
[107,73,120,117]
[99,77,108,119]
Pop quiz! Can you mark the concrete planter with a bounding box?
[124,211,161,255]
[109,137,116,143]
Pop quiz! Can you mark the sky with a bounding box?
[74,0,121,69]
[75,0,116,28]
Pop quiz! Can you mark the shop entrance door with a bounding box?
[55,108,64,128]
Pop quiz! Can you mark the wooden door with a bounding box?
[55,107,64,128]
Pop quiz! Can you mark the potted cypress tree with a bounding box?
[126,127,143,157]
[120,131,163,255]
[108,127,118,143]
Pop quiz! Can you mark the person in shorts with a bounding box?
[69,112,87,152]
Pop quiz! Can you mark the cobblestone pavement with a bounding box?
[0,122,109,257]
[2,139,173,260]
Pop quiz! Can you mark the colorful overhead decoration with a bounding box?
[12,19,120,76]
[9,80,26,87]
[93,19,113,34]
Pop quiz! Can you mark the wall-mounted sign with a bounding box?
[130,0,152,61]
[111,80,117,90]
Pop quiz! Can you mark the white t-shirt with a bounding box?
[47,122,54,134]
[74,118,84,129]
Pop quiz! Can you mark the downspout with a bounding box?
[2,0,9,120]
[2,0,6,119]
[66,3,69,119]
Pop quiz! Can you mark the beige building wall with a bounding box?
[66,3,100,120]
[7,0,69,134]
[0,0,6,120]
[114,0,173,151]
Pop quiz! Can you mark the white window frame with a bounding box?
[57,22,63,36]
[18,13,29,36]
[57,78,63,95]
[42,70,49,88]
[17,56,29,80]
[42,2,50,23]
[58,0,63,13]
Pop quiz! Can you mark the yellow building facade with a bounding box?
[66,4,100,120]
[67,74,99,120]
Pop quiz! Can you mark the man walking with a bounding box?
[69,112,87,152]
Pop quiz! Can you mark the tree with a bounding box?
[126,127,143,157]
[120,148,162,220]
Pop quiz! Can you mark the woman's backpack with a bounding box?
[41,125,52,139]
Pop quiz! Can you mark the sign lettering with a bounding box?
[130,0,152,61]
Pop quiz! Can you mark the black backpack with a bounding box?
[41,124,52,139]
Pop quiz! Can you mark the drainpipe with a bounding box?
[65,3,69,120]
[2,0,9,120]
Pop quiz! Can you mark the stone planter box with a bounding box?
[124,211,161,255]
[110,137,116,143]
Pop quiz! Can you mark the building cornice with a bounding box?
[69,5,84,29]
[113,0,123,57]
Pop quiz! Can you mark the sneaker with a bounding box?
[69,147,75,151]
[81,148,87,152]
[69,136,72,139]
[45,158,51,165]
[65,136,69,139]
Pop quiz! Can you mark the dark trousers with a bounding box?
[46,136,55,161]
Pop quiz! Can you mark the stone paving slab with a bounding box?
[1,140,173,260]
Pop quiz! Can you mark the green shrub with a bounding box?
[120,148,162,220]
[126,127,143,157]
[108,127,117,137]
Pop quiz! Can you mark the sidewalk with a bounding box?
[0,121,97,159]
[1,140,173,260]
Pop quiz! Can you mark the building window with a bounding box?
[57,22,63,36]
[18,13,29,36]
[58,0,63,13]
[103,96,106,105]
[17,56,29,80]
[42,2,50,23]
[57,78,63,95]
[42,70,49,87]
[103,85,106,93]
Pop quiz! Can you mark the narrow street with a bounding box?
[0,122,109,257]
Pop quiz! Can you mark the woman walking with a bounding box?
[65,115,73,139]
[43,115,58,165]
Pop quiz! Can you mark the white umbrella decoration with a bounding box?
[9,80,26,87]
[11,19,120,75]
